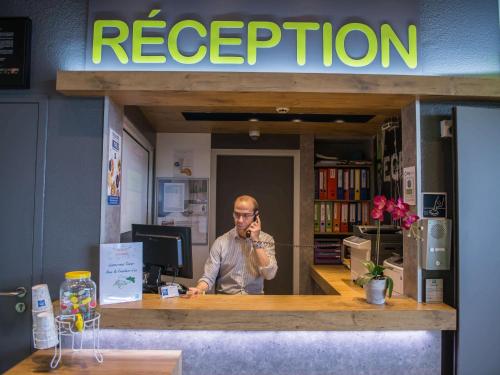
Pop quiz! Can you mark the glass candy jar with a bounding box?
[59,271,97,321]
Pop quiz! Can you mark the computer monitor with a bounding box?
[132,224,193,279]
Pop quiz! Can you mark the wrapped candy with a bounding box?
[59,271,96,321]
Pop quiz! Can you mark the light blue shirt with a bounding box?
[198,228,278,294]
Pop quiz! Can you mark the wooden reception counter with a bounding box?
[99,266,455,331]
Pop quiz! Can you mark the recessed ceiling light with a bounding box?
[182,112,374,123]
[249,118,259,122]
[292,118,302,123]
[335,119,345,123]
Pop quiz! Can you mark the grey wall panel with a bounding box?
[2,0,498,79]
[43,96,103,297]
[419,0,500,75]
[419,104,454,197]
[1,0,104,297]
[455,106,500,375]
[1,0,87,93]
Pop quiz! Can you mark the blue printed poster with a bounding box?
[107,129,121,205]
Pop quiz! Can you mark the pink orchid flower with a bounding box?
[371,195,418,231]
[371,208,384,220]
[396,197,409,213]
[402,214,419,229]
[385,198,396,213]
[392,207,407,220]
[373,195,387,210]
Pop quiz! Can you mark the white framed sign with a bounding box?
[99,242,143,305]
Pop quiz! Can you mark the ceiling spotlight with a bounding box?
[292,118,302,123]
[335,119,345,124]
[249,118,259,122]
[275,107,290,114]
[249,129,260,141]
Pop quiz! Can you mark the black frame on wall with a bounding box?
[0,17,32,89]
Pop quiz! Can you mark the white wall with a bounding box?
[121,131,150,233]
[156,133,211,286]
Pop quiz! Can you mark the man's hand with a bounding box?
[188,281,208,295]
[248,215,261,242]
[188,287,204,295]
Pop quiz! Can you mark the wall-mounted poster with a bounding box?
[0,18,31,88]
[107,129,122,205]
[157,178,208,245]
[422,192,447,218]
[403,166,416,205]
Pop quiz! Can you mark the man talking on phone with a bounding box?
[190,195,277,295]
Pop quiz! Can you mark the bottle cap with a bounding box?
[65,271,91,280]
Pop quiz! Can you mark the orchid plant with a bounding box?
[355,260,394,298]
[355,195,419,300]
[371,195,419,264]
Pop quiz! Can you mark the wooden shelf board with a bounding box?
[314,164,372,168]
[315,199,371,202]
[315,232,353,235]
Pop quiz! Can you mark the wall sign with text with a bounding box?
[86,0,419,74]
[0,17,31,88]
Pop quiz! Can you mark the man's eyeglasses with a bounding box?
[232,212,255,220]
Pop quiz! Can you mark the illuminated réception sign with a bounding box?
[87,0,419,73]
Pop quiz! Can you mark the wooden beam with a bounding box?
[57,71,500,98]
[56,71,499,134]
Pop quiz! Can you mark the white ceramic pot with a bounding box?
[365,278,387,305]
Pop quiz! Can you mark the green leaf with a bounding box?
[362,260,375,273]
[373,265,385,276]
[386,277,394,298]
[355,274,374,286]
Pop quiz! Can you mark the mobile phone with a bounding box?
[245,210,259,238]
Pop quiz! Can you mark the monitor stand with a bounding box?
[143,265,162,294]
[143,284,161,294]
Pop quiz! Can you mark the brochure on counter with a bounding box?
[99,242,142,305]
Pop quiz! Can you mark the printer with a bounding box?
[343,235,371,280]
[383,254,404,295]
[353,225,402,264]
[343,225,403,281]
